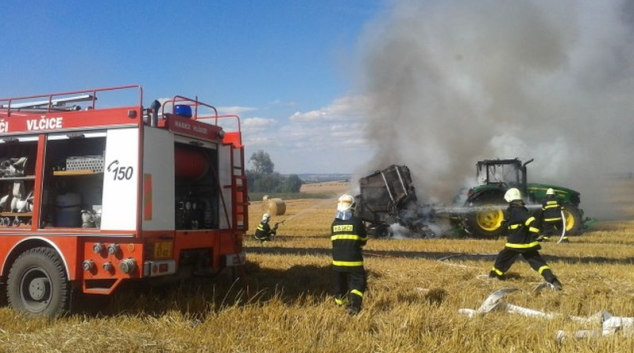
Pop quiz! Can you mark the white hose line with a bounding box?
[557,209,567,244]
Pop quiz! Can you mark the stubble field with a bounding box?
[0,180,633,352]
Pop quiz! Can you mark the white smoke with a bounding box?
[357,0,634,219]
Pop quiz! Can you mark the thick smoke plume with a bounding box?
[357,0,634,219]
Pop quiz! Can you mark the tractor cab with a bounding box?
[469,158,533,203]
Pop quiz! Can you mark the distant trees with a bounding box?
[281,174,303,193]
[247,150,303,193]
[249,150,275,174]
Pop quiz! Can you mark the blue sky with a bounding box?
[1,1,386,174]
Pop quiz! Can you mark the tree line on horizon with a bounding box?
[246,150,303,193]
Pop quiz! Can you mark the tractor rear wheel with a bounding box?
[7,247,70,317]
[465,199,507,238]
[562,204,582,235]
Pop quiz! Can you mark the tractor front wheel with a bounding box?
[7,247,70,317]
[465,200,507,238]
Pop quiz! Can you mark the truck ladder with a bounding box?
[231,149,248,230]
[5,94,94,110]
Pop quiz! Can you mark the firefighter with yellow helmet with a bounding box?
[331,193,368,315]
[489,188,563,290]
[540,188,568,242]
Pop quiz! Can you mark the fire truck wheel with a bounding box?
[7,247,70,317]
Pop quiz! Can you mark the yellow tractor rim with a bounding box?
[564,210,576,231]
[476,208,504,231]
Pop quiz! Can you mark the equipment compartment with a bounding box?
[0,140,37,227]
[174,143,219,230]
[41,134,106,228]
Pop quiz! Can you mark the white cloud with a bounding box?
[241,94,374,173]
[217,106,257,115]
[282,96,369,152]
[289,110,324,121]
[243,94,370,152]
[289,94,368,122]
[268,99,296,107]
[243,117,278,129]
[242,117,280,147]
[245,135,282,148]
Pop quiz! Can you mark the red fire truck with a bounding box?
[0,85,248,316]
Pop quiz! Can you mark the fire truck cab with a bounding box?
[0,85,248,316]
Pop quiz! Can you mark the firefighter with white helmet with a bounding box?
[489,188,563,290]
[504,187,522,203]
[336,193,355,213]
[254,213,276,242]
[331,193,368,315]
[540,188,567,242]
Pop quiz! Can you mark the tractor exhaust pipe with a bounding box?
[521,158,534,195]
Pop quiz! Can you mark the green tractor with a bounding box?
[463,158,584,238]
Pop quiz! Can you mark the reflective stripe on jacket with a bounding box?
[254,221,272,240]
[542,195,563,222]
[505,204,541,252]
[331,216,367,270]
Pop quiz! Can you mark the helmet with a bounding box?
[261,213,270,222]
[504,188,522,203]
[546,188,554,195]
[337,194,355,212]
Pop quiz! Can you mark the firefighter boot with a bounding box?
[334,294,347,307]
[346,306,360,315]
[347,290,363,315]
[549,278,563,291]
[488,268,504,280]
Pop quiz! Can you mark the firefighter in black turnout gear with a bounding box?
[254,213,276,242]
[489,188,563,290]
[540,188,568,243]
[331,194,368,315]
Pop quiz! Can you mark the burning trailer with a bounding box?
[354,165,437,238]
